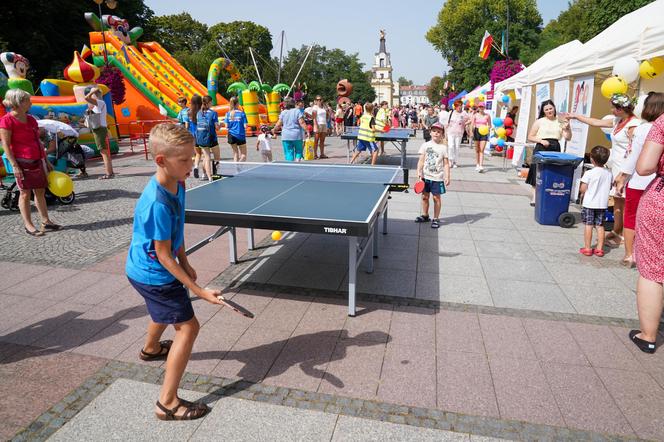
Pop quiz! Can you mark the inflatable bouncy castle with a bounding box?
[0,51,119,153]
[84,12,268,135]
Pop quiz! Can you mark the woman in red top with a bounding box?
[0,89,62,236]
[629,113,664,353]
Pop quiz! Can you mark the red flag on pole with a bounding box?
[479,31,493,59]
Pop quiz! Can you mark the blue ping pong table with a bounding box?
[340,126,414,167]
[184,162,403,316]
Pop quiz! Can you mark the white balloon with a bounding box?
[612,57,640,83]
[489,136,498,145]
[633,94,649,119]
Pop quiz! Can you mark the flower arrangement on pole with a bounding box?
[489,59,524,89]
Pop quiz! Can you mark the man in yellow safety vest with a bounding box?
[350,102,378,165]
[375,101,389,155]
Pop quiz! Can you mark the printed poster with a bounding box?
[567,75,594,157]
[512,86,532,167]
[535,83,551,115]
[567,75,594,200]
[553,79,570,114]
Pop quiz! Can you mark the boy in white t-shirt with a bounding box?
[255,125,273,162]
[579,145,612,256]
[415,122,451,229]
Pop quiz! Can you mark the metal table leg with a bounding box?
[229,227,238,264]
[373,216,379,259]
[247,228,255,250]
[348,237,357,317]
[383,206,388,235]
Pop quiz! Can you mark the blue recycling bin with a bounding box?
[533,151,583,227]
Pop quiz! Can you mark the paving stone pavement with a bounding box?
[1,135,663,441]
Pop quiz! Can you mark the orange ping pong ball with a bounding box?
[271,231,282,241]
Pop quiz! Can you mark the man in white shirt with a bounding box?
[579,146,612,257]
[84,86,114,179]
[438,104,450,127]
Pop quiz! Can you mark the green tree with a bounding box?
[427,76,447,104]
[397,76,413,86]
[280,45,375,103]
[522,0,654,64]
[147,13,209,53]
[0,0,153,87]
[207,21,273,83]
[426,0,542,91]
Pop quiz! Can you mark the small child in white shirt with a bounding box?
[579,145,612,257]
[256,125,273,162]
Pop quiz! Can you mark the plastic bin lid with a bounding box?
[533,151,583,166]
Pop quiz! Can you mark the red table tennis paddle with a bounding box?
[217,296,254,318]
[414,180,425,194]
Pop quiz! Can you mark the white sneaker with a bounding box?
[475,165,480,171]
[452,163,458,168]
[478,167,486,173]
[200,175,208,181]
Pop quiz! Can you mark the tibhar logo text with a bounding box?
[324,227,347,234]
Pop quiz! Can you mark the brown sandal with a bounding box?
[139,340,173,361]
[155,399,210,421]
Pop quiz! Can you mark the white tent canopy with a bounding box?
[544,0,664,83]
[496,0,664,90]
[495,40,581,93]
[465,81,491,100]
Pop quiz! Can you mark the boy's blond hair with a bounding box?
[149,123,194,157]
[364,102,374,114]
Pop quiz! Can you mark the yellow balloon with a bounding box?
[478,125,489,136]
[47,171,73,197]
[639,57,664,80]
[600,76,628,99]
[478,94,485,102]
[271,231,282,241]
[495,127,506,137]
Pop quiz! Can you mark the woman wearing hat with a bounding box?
[569,93,640,247]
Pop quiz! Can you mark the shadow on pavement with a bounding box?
[193,329,391,402]
[0,306,145,364]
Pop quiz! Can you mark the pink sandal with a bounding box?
[593,249,605,257]
[579,248,593,256]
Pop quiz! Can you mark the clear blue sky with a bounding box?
[145,0,569,85]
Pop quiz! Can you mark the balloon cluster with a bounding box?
[601,56,664,99]
[487,116,514,152]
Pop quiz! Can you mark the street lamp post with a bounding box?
[92,0,118,66]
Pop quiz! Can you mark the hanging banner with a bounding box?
[567,75,594,157]
[512,86,532,166]
[553,79,570,114]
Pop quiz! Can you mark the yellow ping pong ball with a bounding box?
[271,231,282,241]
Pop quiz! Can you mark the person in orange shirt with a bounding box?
[354,102,363,126]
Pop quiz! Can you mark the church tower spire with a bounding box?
[371,30,397,106]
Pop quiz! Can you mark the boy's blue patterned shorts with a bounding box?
[581,207,605,226]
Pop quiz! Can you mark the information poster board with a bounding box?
[553,79,570,114]
[567,75,594,200]
[535,83,551,115]
[512,86,532,167]
[567,75,594,156]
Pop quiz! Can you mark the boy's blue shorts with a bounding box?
[128,277,194,324]
[356,140,377,152]
[282,140,303,161]
[423,179,446,195]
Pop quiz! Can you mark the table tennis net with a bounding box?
[215,162,402,185]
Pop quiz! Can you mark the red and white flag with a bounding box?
[479,31,493,59]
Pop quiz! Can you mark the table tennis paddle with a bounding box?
[414,180,425,194]
[217,295,254,318]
